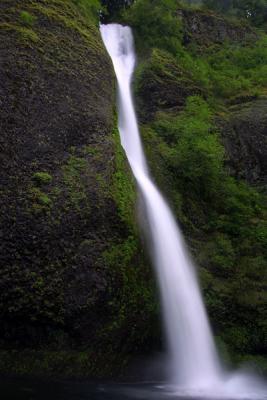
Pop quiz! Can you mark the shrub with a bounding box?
[153,96,225,202]
[123,0,183,54]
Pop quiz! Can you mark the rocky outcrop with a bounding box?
[219,98,267,187]
[180,8,257,47]
[135,49,202,122]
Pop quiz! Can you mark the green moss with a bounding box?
[122,0,183,54]
[20,11,37,26]
[70,0,101,23]
[28,187,52,213]
[96,124,159,355]
[102,235,159,354]
[32,172,53,186]
[28,1,103,52]
[139,92,267,357]
[81,145,101,156]
[62,155,90,212]
[111,127,136,227]
[0,263,64,327]
[0,22,39,43]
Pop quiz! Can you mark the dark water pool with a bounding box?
[1,378,265,400]
[0,378,207,400]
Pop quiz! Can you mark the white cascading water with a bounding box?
[100,24,267,398]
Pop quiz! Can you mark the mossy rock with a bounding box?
[135,48,202,121]
[0,0,157,377]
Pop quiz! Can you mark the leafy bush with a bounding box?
[153,96,225,201]
[176,37,267,98]
[123,0,183,53]
[206,37,267,96]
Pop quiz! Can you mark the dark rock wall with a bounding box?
[180,8,257,47]
[0,2,159,379]
[0,0,156,360]
[220,99,267,187]
[0,0,116,346]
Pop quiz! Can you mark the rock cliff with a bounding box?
[0,0,266,377]
[0,0,156,377]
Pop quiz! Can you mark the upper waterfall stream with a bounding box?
[100,23,267,398]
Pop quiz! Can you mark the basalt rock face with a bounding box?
[134,49,202,122]
[0,1,156,367]
[0,0,116,346]
[220,99,267,187]
[180,8,257,47]
[1,0,267,378]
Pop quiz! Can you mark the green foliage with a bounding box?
[0,22,39,43]
[141,93,267,358]
[111,128,136,226]
[124,1,267,99]
[206,37,267,96]
[101,0,134,20]
[203,0,267,27]
[62,155,90,212]
[152,96,225,202]
[103,235,159,353]
[32,172,53,186]
[123,0,183,53]
[20,11,37,26]
[199,234,235,278]
[29,188,52,214]
[173,37,267,98]
[71,0,101,22]
[98,126,159,355]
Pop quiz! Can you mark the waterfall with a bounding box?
[100,24,267,397]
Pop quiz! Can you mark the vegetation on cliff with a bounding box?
[0,0,266,378]
[0,0,156,377]
[121,0,267,369]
